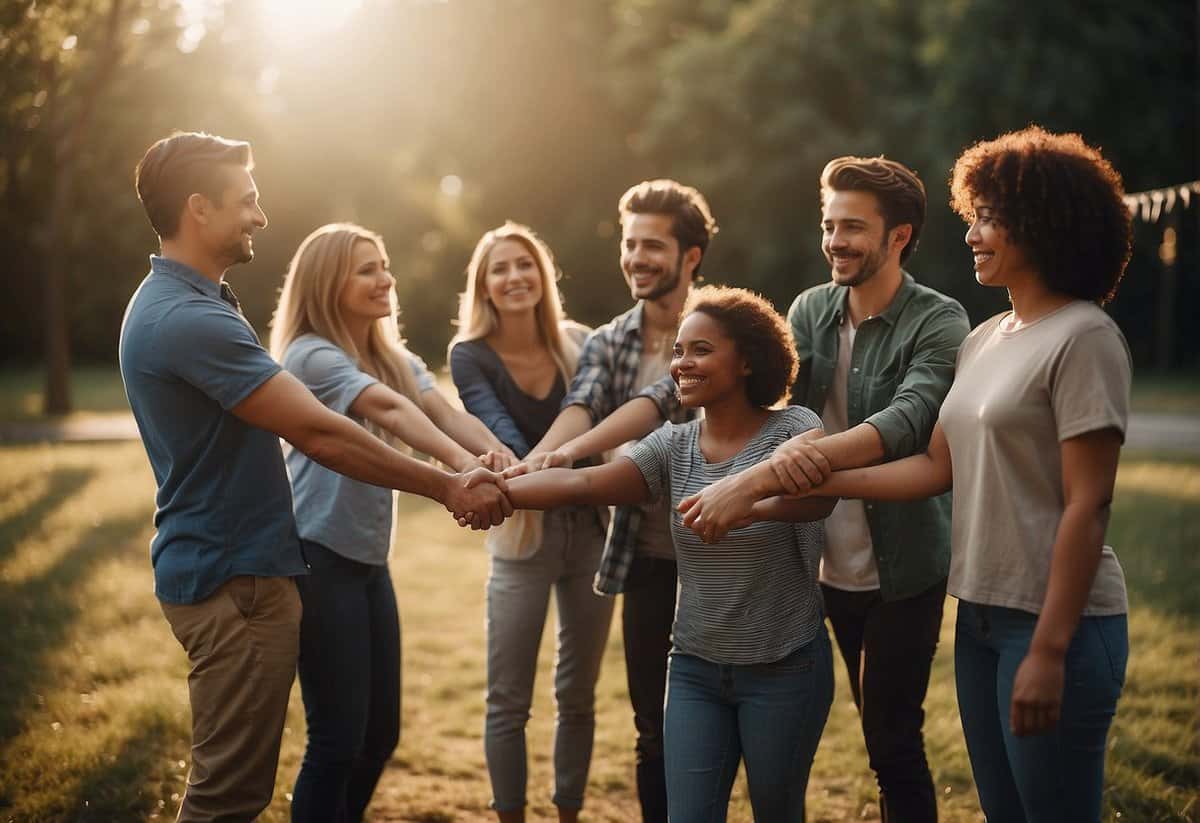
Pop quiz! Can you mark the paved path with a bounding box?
[2,410,1198,453]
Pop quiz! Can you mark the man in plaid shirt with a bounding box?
[518,179,717,823]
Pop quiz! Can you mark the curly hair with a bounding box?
[682,285,797,408]
[949,126,1132,305]
[821,156,926,264]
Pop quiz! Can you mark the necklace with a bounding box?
[642,326,676,356]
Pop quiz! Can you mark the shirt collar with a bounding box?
[833,270,917,327]
[150,255,222,300]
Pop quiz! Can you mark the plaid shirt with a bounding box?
[562,302,693,594]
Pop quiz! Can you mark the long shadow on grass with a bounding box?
[1107,488,1200,624]
[0,466,95,563]
[64,706,182,821]
[0,508,149,742]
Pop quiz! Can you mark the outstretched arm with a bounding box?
[234,371,511,527]
[349,384,480,472]
[503,457,651,510]
[523,397,665,471]
[816,422,952,501]
[748,495,837,524]
[419,386,517,468]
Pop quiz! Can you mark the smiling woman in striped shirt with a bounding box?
[493,285,836,823]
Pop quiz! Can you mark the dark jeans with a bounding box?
[822,578,946,823]
[955,602,1127,823]
[292,541,401,823]
[622,555,677,823]
[664,632,834,823]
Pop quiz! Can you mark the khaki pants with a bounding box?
[160,575,302,822]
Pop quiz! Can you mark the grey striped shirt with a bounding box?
[628,406,826,665]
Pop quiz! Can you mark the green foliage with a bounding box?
[0,0,1196,371]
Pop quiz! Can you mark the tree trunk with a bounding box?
[41,0,126,415]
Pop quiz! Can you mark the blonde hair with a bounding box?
[269,223,422,418]
[450,221,582,378]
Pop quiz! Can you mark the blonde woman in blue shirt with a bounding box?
[269,223,513,822]
[449,222,613,823]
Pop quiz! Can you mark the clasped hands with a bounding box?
[444,446,577,529]
[443,450,516,530]
[678,429,832,543]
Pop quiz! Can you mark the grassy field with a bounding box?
[0,441,1196,821]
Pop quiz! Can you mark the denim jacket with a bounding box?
[787,272,970,601]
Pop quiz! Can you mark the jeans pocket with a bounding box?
[768,648,817,675]
[1092,616,1129,687]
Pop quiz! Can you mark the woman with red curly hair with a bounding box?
[790,126,1134,822]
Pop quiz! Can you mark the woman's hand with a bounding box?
[522,446,578,472]
[478,450,519,472]
[1010,647,1065,737]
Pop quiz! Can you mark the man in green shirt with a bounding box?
[679,156,969,822]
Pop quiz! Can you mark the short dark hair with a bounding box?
[950,126,1131,305]
[135,131,254,239]
[820,156,927,264]
[618,179,718,272]
[682,285,797,408]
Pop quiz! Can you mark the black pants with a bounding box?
[822,578,947,823]
[621,555,677,823]
[292,541,401,823]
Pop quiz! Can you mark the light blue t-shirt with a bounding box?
[119,256,307,604]
[282,333,436,565]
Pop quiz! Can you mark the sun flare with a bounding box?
[256,0,364,44]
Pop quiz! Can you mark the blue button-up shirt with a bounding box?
[119,255,307,604]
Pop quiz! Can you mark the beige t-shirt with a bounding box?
[818,317,880,591]
[939,301,1130,615]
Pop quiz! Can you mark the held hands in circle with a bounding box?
[677,429,832,544]
[450,447,575,529]
[444,466,513,530]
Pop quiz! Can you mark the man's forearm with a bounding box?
[300,412,451,502]
[529,405,593,455]
[809,424,886,470]
[559,396,663,461]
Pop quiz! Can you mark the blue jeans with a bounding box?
[955,602,1128,823]
[292,541,401,823]
[664,630,834,823]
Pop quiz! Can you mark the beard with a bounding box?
[220,233,254,267]
[630,256,684,301]
[828,239,888,288]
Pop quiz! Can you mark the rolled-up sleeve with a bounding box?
[865,304,970,459]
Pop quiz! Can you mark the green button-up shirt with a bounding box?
[787,271,970,601]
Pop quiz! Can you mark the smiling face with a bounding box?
[669,310,750,409]
[965,199,1036,288]
[203,165,268,268]
[620,212,694,302]
[337,238,395,325]
[820,189,907,288]
[483,238,544,317]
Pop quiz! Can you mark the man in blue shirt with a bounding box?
[121,131,510,822]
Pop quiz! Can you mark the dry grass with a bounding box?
[0,442,1196,821]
